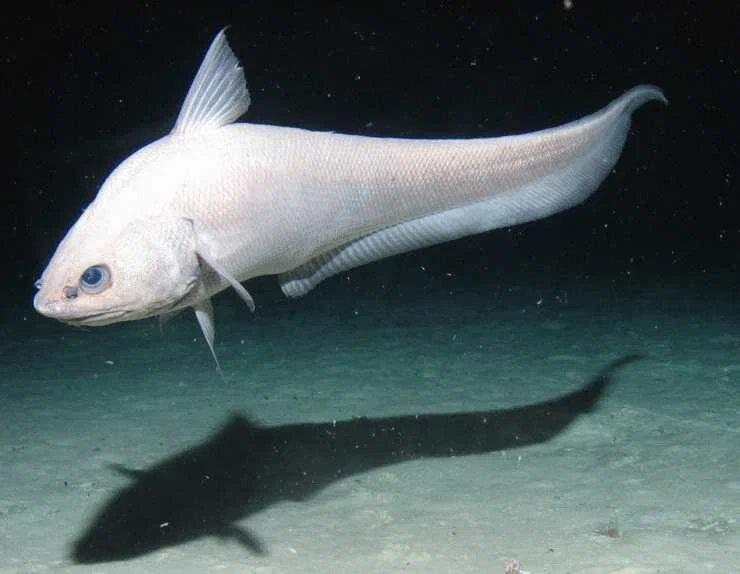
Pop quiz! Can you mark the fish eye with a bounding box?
[80,265,111,294]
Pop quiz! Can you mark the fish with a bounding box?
[33,29,666,365]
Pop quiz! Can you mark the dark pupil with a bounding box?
[82,267,103,286]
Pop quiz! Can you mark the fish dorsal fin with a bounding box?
[172,28,250,135]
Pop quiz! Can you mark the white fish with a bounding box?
[33,30,666,365]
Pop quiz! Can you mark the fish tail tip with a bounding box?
[633,84,669,106]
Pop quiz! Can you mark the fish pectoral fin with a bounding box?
[194,297,222,371]
[172,28,250,135]
[195,244,256,312]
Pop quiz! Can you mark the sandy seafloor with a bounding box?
[1,270,738,574]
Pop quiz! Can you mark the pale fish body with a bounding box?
[33,30,666,364]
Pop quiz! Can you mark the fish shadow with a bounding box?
[72,355,640,563]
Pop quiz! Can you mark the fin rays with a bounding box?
[194,298,221,372]
[172,28,251,135]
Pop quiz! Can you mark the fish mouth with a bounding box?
[33,292,132,326]
[33,288,195,326]
[38,304,131,326]
[59,309,131,327]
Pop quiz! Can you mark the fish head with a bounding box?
[34,215,201,326]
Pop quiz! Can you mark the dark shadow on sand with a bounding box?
[72,355,640,563]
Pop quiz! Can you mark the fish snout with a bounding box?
[33,290,61,319]
[33,285,81,320]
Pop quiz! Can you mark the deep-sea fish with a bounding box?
[33,29,666,364]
